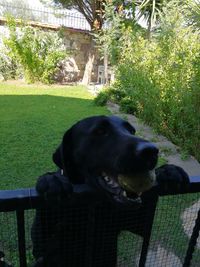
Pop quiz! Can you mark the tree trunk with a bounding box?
[104,47,108,85]
[147,19,152,40]
[81,41,95,85]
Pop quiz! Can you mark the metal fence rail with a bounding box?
[0,3,91,31]
[0,176,199,267]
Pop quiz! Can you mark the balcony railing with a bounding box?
[0,3,91,31]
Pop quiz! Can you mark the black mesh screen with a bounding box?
[139,193,200,267]
[117,231,143,266]
[25,210,36,265]
[0,192,199,267]
[30,201,153,267]
[0,211,19,265]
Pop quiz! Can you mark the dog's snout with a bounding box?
[136,143,159,170]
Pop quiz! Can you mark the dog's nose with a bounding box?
[136,143,159,170]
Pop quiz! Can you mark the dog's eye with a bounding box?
[123,122,136,135]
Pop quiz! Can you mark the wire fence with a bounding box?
[0,3,91,31]
[0,177,200,267]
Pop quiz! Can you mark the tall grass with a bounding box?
[100,4,200,161]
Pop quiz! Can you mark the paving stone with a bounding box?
[135,245,182,267]
[155,141,178,155]
[181,200,200,248]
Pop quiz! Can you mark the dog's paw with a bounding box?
[36,171,73,195]
[155,164,189,195]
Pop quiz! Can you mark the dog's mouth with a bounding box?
[97,170,156,205]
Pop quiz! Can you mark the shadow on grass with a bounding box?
[0,94,109,190]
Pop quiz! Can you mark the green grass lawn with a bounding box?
[0,81,199,267]
[0,81,109,189]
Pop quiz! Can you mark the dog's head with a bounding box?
[53,115,159,204]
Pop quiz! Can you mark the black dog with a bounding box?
[32,115,189,267]
[0,251,13,267]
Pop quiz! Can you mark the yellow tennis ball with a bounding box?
[118,170,156,194]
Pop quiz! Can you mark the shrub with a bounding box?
[102,3,200,160]
[94,87,126,106]
[108,87,127,103]
[4,17,68,84]
[0,52,18,80]
[119,97,137,114]
[94,89,110,106]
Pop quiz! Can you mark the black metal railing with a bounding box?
[0,176,199,267]
[0,3,91,31]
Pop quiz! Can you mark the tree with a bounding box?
[94,2,123,84]
[40,0,107,85]
[52,0,105,29]
[42,0,134,84]
[136,0,167,39]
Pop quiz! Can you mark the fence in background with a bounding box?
[0,3,90,31]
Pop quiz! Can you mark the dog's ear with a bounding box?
[52,144,63,169]
[53,128,73,172]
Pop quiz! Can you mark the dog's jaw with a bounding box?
[96,170,156,205]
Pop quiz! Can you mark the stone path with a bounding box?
[136,245,182,267]
[181,200,200,248]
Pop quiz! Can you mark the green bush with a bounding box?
[0,51,20,80]
[108,87,127,103]
[119,97,137,114]
[4,17,67,84]
[103,4,200,160]
[94,87,126,106]
[94,89,110,106]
